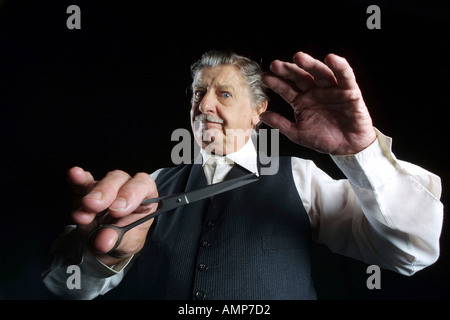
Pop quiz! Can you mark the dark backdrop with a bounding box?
[1,0,449,299]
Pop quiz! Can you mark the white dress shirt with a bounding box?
[43,129,443,299]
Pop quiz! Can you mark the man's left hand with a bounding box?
[260,52,377,155]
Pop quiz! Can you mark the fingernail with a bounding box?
[109,197,127,211]
[84,191,103,201]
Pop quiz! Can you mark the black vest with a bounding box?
[109,157,316,300]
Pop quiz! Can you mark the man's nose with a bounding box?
[199,91,217,114]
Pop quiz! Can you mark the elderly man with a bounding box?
[43,50,443,300]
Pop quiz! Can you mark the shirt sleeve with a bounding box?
[42,226,134,299]
[291,129,443,275]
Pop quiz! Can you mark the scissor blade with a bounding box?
[140,173,258,210]
[184,173,258,204]
[108,173,259,236]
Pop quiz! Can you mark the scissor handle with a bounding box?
[87,205,168,256]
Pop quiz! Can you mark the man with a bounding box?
[43,49,443,300]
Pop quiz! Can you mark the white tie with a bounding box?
[205,156,233,184]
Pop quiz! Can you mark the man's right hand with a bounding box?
[67,166,159,266]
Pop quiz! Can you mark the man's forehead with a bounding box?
[193,65,244,88]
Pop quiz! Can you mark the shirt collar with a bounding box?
[199,133,259,176]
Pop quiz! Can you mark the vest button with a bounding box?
[195,290,205,300]
[201,241,210,247]
[206,220,215,227]
[198,263,208,271]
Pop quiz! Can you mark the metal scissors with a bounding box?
[88,172,259,254]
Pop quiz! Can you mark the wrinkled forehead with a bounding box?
[192,65,246,90]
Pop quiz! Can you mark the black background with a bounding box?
[1,0,449,300]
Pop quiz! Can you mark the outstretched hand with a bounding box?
[67,166,158,266]
[260,52,376,155]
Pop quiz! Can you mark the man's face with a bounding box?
[190,65,264,155]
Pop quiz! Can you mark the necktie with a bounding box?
[205,156,233,184]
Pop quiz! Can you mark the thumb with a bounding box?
[90,227,120,255]
[259,111,296,140]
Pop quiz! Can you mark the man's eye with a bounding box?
[194,91,205,100]
[221,92,231,98]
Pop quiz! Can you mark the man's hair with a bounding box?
[190,49,269,108]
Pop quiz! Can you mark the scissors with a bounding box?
[88,172,259,254]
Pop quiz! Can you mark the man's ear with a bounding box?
[251,101,268,127]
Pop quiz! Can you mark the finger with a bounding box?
[309,86,362,103]
[67,166,98,226]
[91,210,152,255]
[81,170,132,214]
[324,54,358,89]
[90,196,157,255]
[293,52,337,88]
[259,111,297,141]
[71,207,99,226]
[268,60,315,92]
[107,172,158,218]
[67,166,95,195]
[261,72,301,104]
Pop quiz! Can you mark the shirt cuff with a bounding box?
[82,246,134,277]
[330,128,398,190]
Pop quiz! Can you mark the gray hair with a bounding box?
[190,50,269,108]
